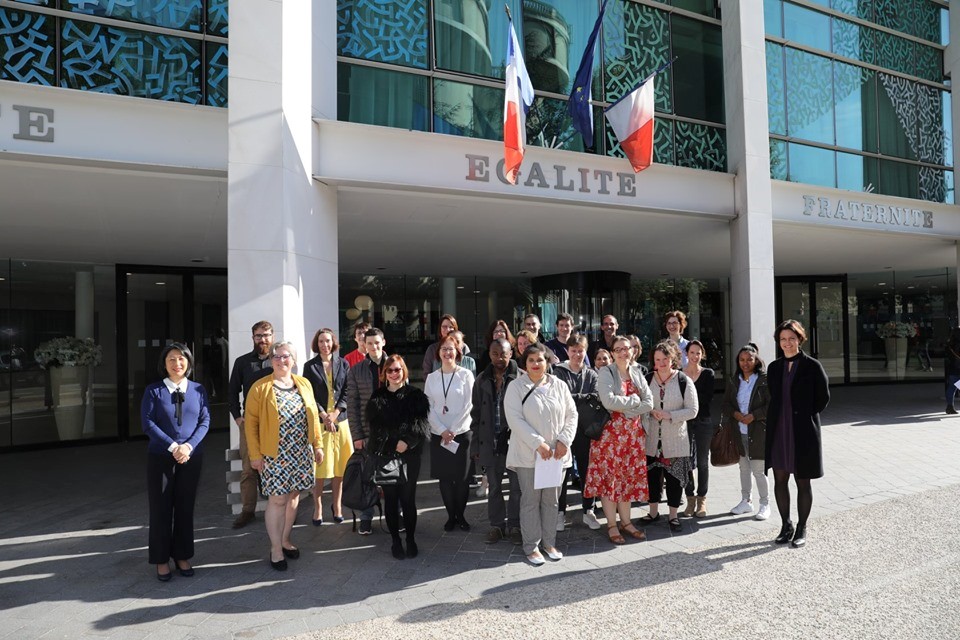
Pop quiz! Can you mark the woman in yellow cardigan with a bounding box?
[245,340,323,571]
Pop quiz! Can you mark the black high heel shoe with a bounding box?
[391,539,406,560]
[156,564,172,582]
[791,525,806,548]
[443,516,457,532]
[775,521,795,544]
[331,505,344,524]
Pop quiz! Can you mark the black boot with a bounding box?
[947,405,957,415]
[405,537,419,558]
[391,536,405,560]
[775,520,794,544]
[791,524,807,548]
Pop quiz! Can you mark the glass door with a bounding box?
[777,277,848,383]
[120,268,227,438]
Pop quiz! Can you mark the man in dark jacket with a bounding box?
[345,327,387,534]
[470,338,522,545]
[587,314,619,363]
[228,320,274,528]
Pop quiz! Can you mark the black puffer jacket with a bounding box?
[365,384,430,455]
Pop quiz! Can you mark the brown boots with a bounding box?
[683,496,697,517]
[694,496,707,518]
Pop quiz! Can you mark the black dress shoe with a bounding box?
[281,546,300,560]
[175,562,194,577]
[458,519,471,532]
[405,539,419,558]
[270,557,288,571]
[443,517,457,532]
[391,540,406,560]
[791,526,807,548]
[157,568,172,582]
[775,521,795,544]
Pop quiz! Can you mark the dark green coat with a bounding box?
[721,372,770,460]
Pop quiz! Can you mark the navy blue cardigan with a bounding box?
[141,380,211,455]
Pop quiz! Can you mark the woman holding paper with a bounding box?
[504,343,578,566]
[425,333,476,531]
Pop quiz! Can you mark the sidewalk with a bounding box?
[1,383,958,639]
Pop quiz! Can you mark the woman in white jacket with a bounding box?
[505,344,577,566]
[640,341,699,533]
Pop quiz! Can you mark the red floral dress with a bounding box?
[583,379,649,502]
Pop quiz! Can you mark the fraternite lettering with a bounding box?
[466,154,647,198]
[801,194,934,230]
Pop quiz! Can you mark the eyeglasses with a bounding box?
[271,353,292,362]
[439,347,457,353]
[254,333,273,340]
[666,321,680,327]
[613,347,632,353]
[385,367,403,374]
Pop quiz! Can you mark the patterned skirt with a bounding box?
[260,386,315,496]
[583,411,649,503]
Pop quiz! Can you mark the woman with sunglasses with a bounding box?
[245,341,323,571]
[641,341,698,533]
[366,355,430,559]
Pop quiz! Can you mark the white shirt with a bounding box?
[736,373,758,435]
[424,366,474,436]
[161,377,191,452]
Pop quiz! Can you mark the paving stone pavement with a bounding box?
[1,383,958,640]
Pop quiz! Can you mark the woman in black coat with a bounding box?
[765,319,830,548]
[366,354,430,560]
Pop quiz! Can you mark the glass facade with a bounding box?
[337,0,728,172]
[766,0,953,203]
[1,1,228,106]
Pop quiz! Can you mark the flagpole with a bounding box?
[604,56,679,112]
[504,3,512,21]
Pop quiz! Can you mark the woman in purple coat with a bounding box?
[765,320,829,549]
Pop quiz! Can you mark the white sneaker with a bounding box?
[527,551,545,566]
[556,512,566,532]
[755,504,770,520]
[582,510,602,530]
[730,499,754,515]
[475,477,489,498]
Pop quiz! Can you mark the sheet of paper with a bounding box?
[441,439,460,454]
[534,455,564,489]
[954,379,960,391]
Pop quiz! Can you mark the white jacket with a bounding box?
[504,372,577,470]
[424,366,474,436]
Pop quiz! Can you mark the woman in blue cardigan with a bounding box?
[141,343,210,581]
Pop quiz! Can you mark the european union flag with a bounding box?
[567,0,608,149]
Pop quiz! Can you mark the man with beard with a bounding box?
[470,338,522,545]
[346,327,388,535]
[588,314,619,364]
[228,320,275,529]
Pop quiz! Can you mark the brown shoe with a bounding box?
[232,511,256,529]
[695,497,707,518]
[683,496,697,517]
[485,527,504,544]
[508,527,523,545]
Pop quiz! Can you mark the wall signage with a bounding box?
[1,104,55,142]
[465,153,641,197]
[802,195,933,229]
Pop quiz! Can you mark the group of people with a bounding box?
[140,312,830,577]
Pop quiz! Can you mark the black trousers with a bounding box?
[147,452,203,564]
[559,433,595,513]
[382,452,422,540]
[646,457,683,509]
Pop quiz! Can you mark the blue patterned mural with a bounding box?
[0,7,55,85]
[65,0,203,33]
[337,0,428,69]
[205,41,227,107]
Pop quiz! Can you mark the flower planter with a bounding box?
[49,365,89,440]
[884,337,907,380]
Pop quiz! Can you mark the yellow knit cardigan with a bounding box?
[244,374,322,460]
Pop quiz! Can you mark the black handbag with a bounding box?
[374,452,407,486]
[577,394,610,440]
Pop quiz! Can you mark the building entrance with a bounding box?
[777,276,848,384]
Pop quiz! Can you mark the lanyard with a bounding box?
[440,368,456,414]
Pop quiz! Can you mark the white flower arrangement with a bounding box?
[876,321,917,339]
[34,337,103,368]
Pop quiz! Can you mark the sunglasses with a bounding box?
[385,367,403,374]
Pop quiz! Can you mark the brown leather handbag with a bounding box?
[709,419,740,467]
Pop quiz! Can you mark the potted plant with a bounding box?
[35,337,102,439]
[876,322,916,379]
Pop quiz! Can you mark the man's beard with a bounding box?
[256,343,271,357]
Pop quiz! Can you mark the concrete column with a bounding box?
[948,9,960,320]
[721,0,777,364]
[686,281,701,340]
[227,0,339,512]
[442,277,457,317]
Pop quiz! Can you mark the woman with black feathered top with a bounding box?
[366,354,431,559]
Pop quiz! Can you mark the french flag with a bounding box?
[503,17,534,185]
[604,78,655,173]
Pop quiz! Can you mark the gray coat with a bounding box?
[597,363,654,419]
[345,354,385,441]
[470,360,519,467]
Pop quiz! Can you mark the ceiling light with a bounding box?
[155,282,166,286]
[457,286,465,289]
[473,290,480,294]
[878,282,886,286]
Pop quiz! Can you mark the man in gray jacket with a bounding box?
[345,327,387,535]
[471,338,522,545]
